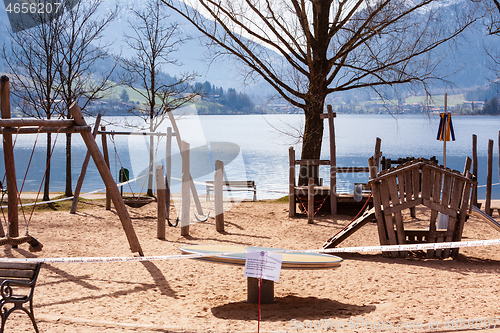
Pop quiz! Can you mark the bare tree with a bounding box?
[2,9,64,201]
[161,0,479,184]
[55,0,119,197]
[121,0,199,196]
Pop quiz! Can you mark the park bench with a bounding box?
[206,180,257,201]
[0,262,42,333]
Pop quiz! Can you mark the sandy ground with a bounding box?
[3,197,500,333]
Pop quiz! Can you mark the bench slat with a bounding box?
[0,262,38,270]
[0,269,35,279]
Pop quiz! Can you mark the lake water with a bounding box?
[1,113,499,200]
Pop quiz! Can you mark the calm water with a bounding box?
[1,113,499,199]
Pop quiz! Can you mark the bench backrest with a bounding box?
[206,180,255,188]
[0,262,41,284]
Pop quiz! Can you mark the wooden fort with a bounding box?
[367,157,475,258]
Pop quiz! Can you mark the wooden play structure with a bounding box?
[0,75,144,256]
[325,154,476,259]
[289,105,371,222]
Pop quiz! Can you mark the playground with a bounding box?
[5,196,500,332]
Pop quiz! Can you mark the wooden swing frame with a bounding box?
[0,76,144,256]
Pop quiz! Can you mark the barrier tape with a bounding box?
[2,238,500,264]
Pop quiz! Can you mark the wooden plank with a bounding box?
[384,198,422,215]
[0,269,34,279]
[371,162,424,183]
[289,147,296,217]
[0,262,37,270]
[423,163,472,182]
[387,176,406,256]
[403,170,412,203]
[368,157,389,249]
[422,199,457,217]
[427,209,439,258]
[421,167,432,200]
[379,179,399,256]
[412,167,420,200]
[428,170,442,258]
[441,173,452,208]
[70,103,143,256]
[443,176,464,257]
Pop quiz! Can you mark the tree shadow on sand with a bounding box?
[211,295,375,322]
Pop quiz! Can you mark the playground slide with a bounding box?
[470,206,500,233]
[323,207,376,249]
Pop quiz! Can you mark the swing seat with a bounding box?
[122,196,155,208]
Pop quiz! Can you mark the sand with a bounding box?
[3,197,500,333]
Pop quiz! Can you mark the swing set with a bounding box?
[0,75,144,256]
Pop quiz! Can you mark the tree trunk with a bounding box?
[43,132,51,201]
[147,118,154,197]
[298,93,326,186]
[65,132,73,197]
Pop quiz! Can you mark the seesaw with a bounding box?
[180,244,342,304]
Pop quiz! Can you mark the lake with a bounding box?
[2,113,499,200]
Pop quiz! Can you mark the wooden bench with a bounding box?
[0,262,42,333]
[206,181,257,201]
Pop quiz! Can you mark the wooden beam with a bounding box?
[1,76,17,238]
[0,126,91,134]
[327,105,337,215]
[156,165,166,240]
[70,102,143,256]
[486,139,494,216]
[101,126,112,211]
[70,115,102,214]
[214,160,224,232]
[289,147,296,217]
[181,140,190,236]
[0,118,76,128]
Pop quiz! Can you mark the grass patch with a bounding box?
[1,196,105,213]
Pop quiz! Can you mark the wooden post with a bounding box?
[101,126,112,210]
[71,114,102,214]
[472,134,478,207]
[181,140,190,236]
[167,110,204,215]
[327,105,337,215]
[308,177,314,224]
[374,137,382,174]
[70,103,143,256]
[165,127,172,219]
[0,76,17,238]
[156,165,166,240]
[486,139,494,216]
[289,147,296,217]
[214,160,224,232]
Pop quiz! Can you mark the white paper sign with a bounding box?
[244,251,283,282]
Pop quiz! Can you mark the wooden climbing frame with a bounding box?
[368,158,475,258]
